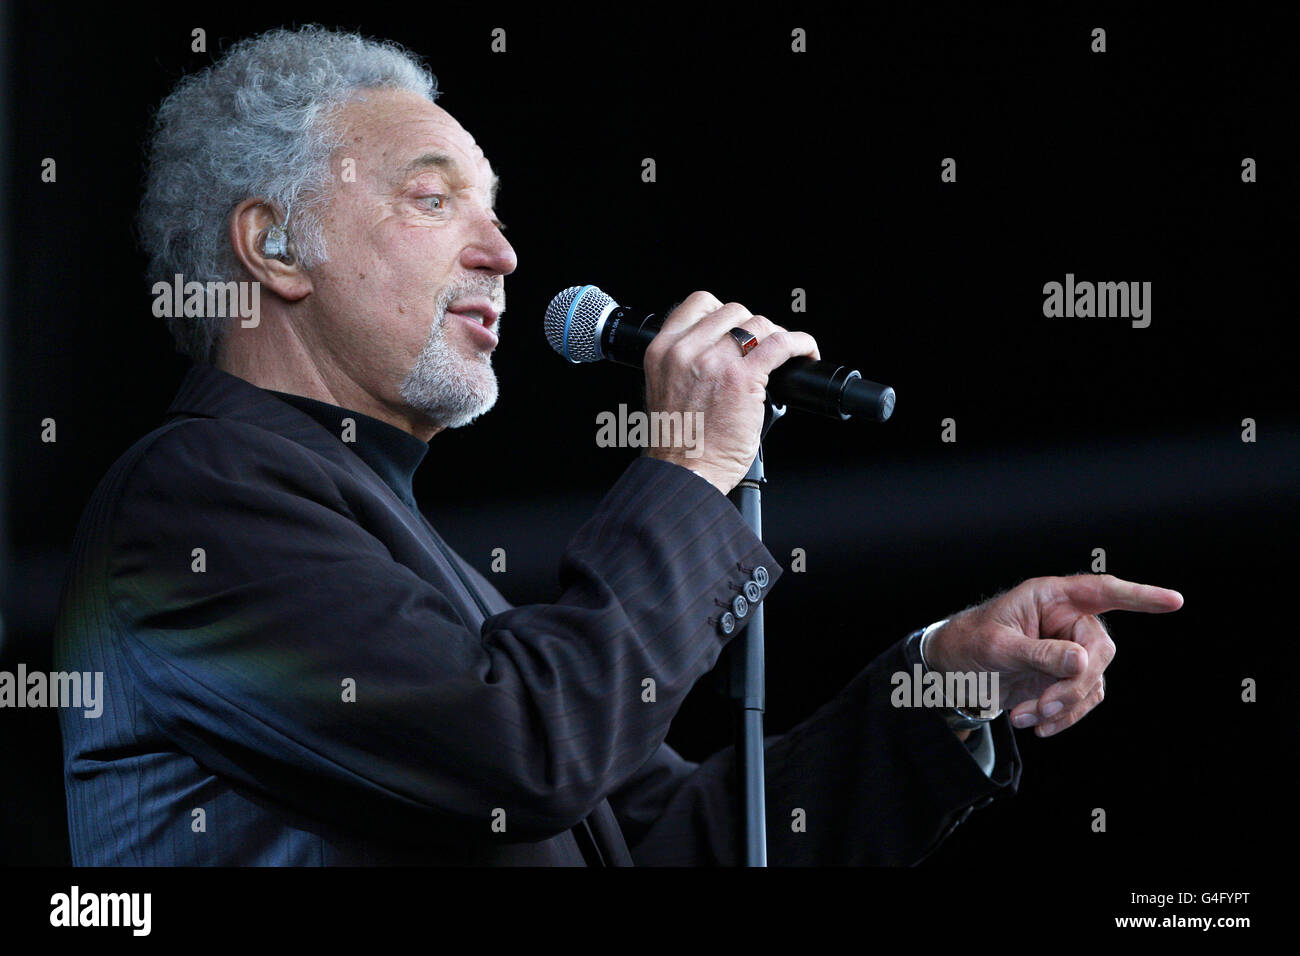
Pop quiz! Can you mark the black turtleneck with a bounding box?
[265,389,429,515]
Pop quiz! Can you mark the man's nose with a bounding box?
[462,218,517,276]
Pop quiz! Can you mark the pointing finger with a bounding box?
[1059,574,1184,616]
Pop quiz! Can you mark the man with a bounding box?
[55,25,1182,865]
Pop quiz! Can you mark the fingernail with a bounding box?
[1037,722,1058,736]
[1012,712,1038,728]
[1042,700,1064,718]
[1065,650,1081,672]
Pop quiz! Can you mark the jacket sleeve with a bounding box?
[608,636,1022,865]
[103,418,780,848]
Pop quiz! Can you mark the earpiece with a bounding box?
[260,199,295,264]
[262,222,293,263]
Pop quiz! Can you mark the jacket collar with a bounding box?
[164,362,418,474]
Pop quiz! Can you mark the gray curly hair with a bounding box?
[138,25,438,363]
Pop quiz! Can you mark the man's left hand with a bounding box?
[924,574,1184,737]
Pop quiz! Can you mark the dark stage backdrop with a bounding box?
[1,0,1294,928]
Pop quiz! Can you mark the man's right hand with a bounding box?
[642,291,820,494]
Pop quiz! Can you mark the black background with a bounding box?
[1,0,1293,929]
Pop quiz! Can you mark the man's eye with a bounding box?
[421,195,447,210]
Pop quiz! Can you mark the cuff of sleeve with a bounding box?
[583,456,783,645]
[868,635,1022,806]
[965,722,996,777]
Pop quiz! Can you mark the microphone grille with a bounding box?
[545,284,615,363]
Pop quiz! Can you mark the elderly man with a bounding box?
[54,25,1181,866]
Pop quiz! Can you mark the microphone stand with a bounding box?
[724,398,786,867]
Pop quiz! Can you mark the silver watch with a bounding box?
[905,623,1001,730]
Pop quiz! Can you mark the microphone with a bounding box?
[545,284,896,422]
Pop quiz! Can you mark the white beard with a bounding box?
[399,289,500,429]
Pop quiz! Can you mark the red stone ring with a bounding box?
[727,327,759,356]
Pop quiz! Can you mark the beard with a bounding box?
[399,280,502,429]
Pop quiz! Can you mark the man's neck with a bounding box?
[216,332,441,443]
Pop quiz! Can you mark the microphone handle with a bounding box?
[599,307,895,422]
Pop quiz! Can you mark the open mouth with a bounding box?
[448,310,499,347]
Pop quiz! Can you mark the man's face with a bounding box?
[303,88,516,433]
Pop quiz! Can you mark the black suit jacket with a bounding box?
[55,363,1020,865]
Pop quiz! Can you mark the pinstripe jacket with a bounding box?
[54,362,1019,865]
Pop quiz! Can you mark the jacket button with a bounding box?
[732,595,749,619]
[752,566,769,588]
[718,612,736,635]
[743,580,762,604]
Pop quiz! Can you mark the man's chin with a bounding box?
[398,329,501,430]
[404,377,498,430]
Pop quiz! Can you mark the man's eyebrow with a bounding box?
[403,152,500,207]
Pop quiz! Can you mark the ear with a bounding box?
[229,198,313,301]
